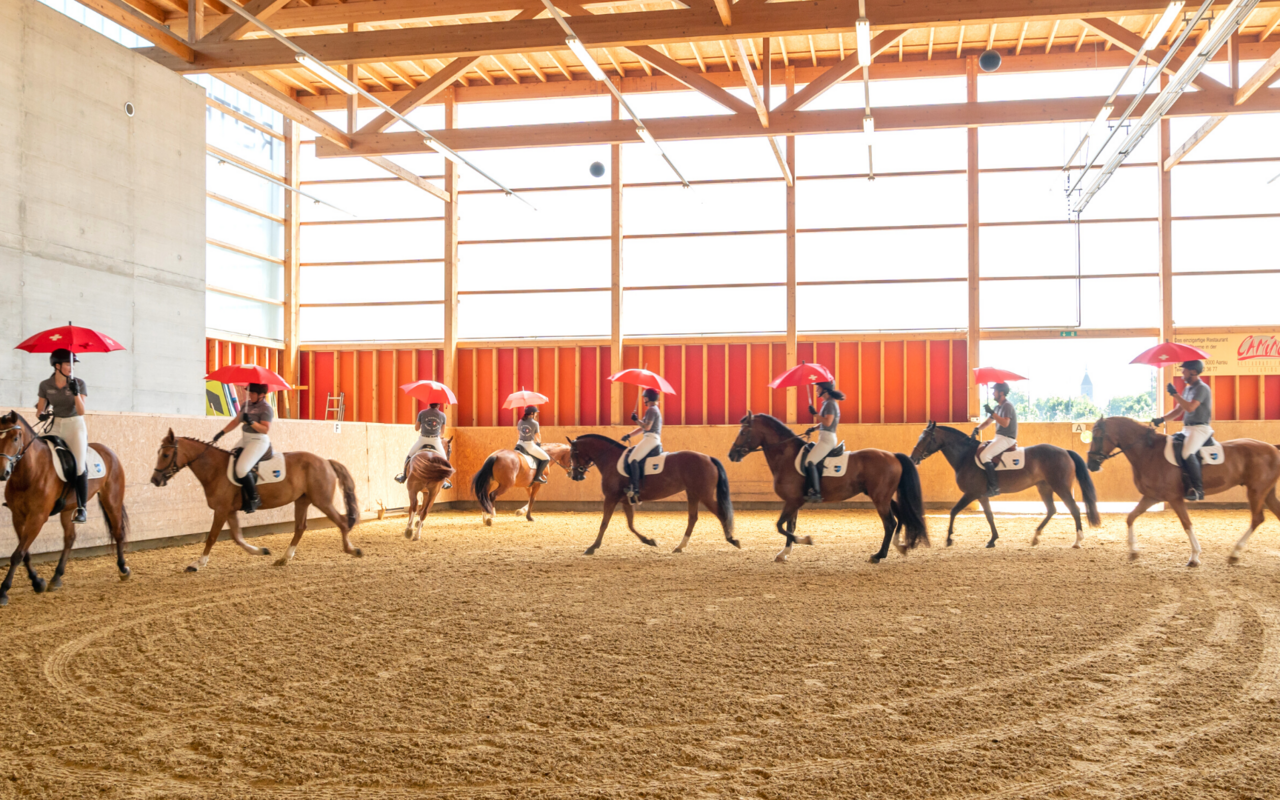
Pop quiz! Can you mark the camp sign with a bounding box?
[1175,333,1280,376]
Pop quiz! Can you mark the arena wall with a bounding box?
[0,0,207,416]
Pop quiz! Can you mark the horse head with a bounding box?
[727,412,759,463]
[151,428,183,487]
[909,421,939,466]
[566,436,590,482]
[0,411,25,482]
[1086,417,1110,473]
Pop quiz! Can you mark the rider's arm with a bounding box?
[251,419,271,434]
[35,397,47,416]
[991,412,1010,428]
[73,394,86,416]
[414,419,422,433]
[221,417,239,434]
[820,413,835,429]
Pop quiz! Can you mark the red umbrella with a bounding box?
[401,380,457,405]
[607,368,677,395]
[15,323,125,355]
[503,387,549,409]
[205,364,291,391]
[1130,342,1210,367]
[972,367,1028,384]
[768,362,834,389]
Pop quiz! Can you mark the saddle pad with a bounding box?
[227,452,287,486]
[49,445,107,483]
[973,446,1027,471]
[1164,437,1226,467]
[616,448,670,477]
[515,450,536,471]
[793,448,853,477]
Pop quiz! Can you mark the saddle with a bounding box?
[973,441,1026,471]
[514,444,540,471]
[226,446,286,486]
[616,445,667,478]
[793,441,850,477]
[41,435,108,483]
[1165,433,1224,467]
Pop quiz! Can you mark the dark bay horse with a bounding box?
[151,430,360,570]
[1088,416,1280,566]
[0,411,130,606]
[404,438,454,541]
[728,412,927,563]
[471,442,572,525]
[567,434,736,555]
[911,421,1101,549]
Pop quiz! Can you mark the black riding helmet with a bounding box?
[992,382,1011,395]
[643,388,660,402]
[1181,360,1205,374]
[523,405,538,418]
[247,382,269,395]
[814,380,847,401]
[49,348,79,367]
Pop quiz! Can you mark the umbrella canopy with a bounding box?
[205,364,291,391]
[400,380,457,406]
[972,367,1028,384]
[607,368,677,395]
[15,323,125,355]
[768,362,835,389]
[503,388,549,409]
[1130,342,1211,367]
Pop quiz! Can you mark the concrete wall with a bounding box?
[0,0,207,416]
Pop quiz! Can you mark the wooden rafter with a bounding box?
[689,41,706,72]
[360,64,397,91]
[72,0,195,60]
[1045,19,1059,52]
[1164,116,1226,170]
[986,23,996,50]
[773,30,906,114]
[1074,25,1087,51]
[602,48,628,77]
[625,45,754,114]
[956,25,964,58]
[1236,42,1280,105]
[711,0,730,26]
[1262,11,1280,42]
[547,50,575,79]
[731,39,769,127]
[1015,20,1028,54]
[518,53,548,81]
[1082,17,1232,96]
[720,40,735,71]
[927,27,935,60]
[384,60,421,86]
[199,0,291,44]
[358,56,480,133]
[491,54,522,82]
[807,34,818,67]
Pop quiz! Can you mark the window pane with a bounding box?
[301,305,442,342]
[799,174,967,227]
[981,221,1157,277]
[463,145,611,189]
[982,167,1154,222]
[459,189,609,240]
[207,245,283,301]
[302,264,443,304]
[979,337,1159,410]
[626,183,783,235]
[1173,218,1279,273]
[302,221,442,263]
[802,76,965,111]
[797,282,967,331]
[979,122,1093,169]
[800,128,966,176]
[799,229,966,281]
[1173,274,1280,326]
[979,67,1158,102]
[981,276,1158,328]
[207,292,282,340]
[459,241,609,290]
[459,293,609,339]
[460,96,610,128]
[624,287,785,335]
[1171,112,1280,162]
[206,106,283,175]
[301,181,445,223]
[207,158,282,216]
[626,234,784,285]
[632,138,785,182]
[208,198,282,258]
[1172,162,1280,217]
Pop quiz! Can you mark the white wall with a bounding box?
[0,0,206,416]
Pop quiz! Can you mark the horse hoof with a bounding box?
[32,579,46,594]
[774,554,789,564]
[1072,543,1082,550]
[946,540,954,548]
[729,539,741,549]
[354,548,364,558]
[583,548,596,556]
[0,595,7,607]
[1031,538,1040,547]
[894,545,907,555]
[985,542,997,549]
[48,578,62,591]
[1129,551,1140,562]
[1187,559,1201,568]
[483,518,493,527]
[184,565,199,573]
[260,547,271,556]
[799,536,814,546]
[869,555,882,564]
[1228,554,1241,566]
[273,558,288,567]
[642,538,657,548]
[119,567,131,581]
[672,547,684,554]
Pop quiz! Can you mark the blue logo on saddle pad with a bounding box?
[832,464,843,474]
[271,469,282,478]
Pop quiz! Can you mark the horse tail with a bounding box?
[99,496,129,543]
[472,455,498,515]
[1069,450,1102,528]
[893,453,929,548]
[328,460,360,529]
[412,452,456,484]
[710,457,734,539]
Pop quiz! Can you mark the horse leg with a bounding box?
[673,496,698,553]
[774,503,799,563]
[1,515,40,605]
[1228,487,1269,566]
[977,496,999,549]
[186,511,228,572]
[621,499,657,549]
[98,488,131,580]
[585,498,620,555]
[525,482,541,523]
[276,500,310,566]
[415,485,439,542]
[404,486,419,539]
[313,493,362,559]
[48,511,78,591]
[22,551,45,595]
[946,494,977,547]
[1031,484,1056,547]
[1167,497,1201,568]
[1124,496,1159,562]
[0,544,20,606]
[870,497,897,564]
[227,512,270,558]
[1056,485,1086,550]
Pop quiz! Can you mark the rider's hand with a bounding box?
[68,380,79,397]
[808,405,818,416]
[803,426,819,437]
[983,403,993,415]
[971,427,980,440]
[212,431,225,443]
[630,412,639,422]
[1150,417,1164,427]
[621,434,631,443]
[37,410,51,422]
[1166,382,1178,397]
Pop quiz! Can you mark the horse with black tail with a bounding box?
[470,443,573,526]
[0,410,130,607]
[728,412,927,563]
[567,434,736,555]
[404,437,454,542]
[911,421,1101,550]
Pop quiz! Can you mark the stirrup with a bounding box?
[72,506,87,523]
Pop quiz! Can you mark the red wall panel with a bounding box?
[622,345,640,415]
[929,341,951,423]
[396,350,415,424]
[497,348,515,427]
[476,348,495,427]
[905,341,927,424]
[664,345,683,425]
[728,344,748,422]
[580,346,598,426]
[795,342,816,420]
[357,351,375,422]
[1268,376,1280,420]
[771,343,787,419]
[537,347,558,425]
[883,342,905,424]
[599,347,612,425]
[377,351,395,423]
[838,342,859,423]
[300,352,313,420]
[685,345,704,425]
[338,351,356,421]
[951,340,968,423]
[558,347,576,425]
[1216,375,1236,421]
[456,349,475,427]
[861,342,881,424]
[707,344,726,425]
[314,352,335,420]
[1239,375,1260,421]
[816,343,836,381]
[750,344,770,416]
[642,345,662,417]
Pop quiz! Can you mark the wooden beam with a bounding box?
[1236,42,1280,105]
[610,81,624,426]
[732,39,769,127]
[1262,11,1280,42]
[966,55,980,422]
[784,64,797,424]
[1081,17,1232,96]
[711,0,731,26]
[773,30,906,114]
[188,0,204,42]
[282,118,301,419]
[1045,19,1059,52]
[1016,20,1028,54]
[200,0,291,44]
[219,72,354,147]
[1157,76,1175,413]
[73,0,195,61]
[443,87,460,430]
[624,45,755,114]
[357,56,481,134]
[171,0,531,36]
[1164,115,1226,169]
[366,156,452,202]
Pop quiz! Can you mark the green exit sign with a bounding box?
[1060,331,1078,337]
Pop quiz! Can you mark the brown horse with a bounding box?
[728,412,928,563]
[151,430,360,570]
[0,411,130,606]
[1087,416,1280,566]
[567,434,736,555]
[403,438,454,541]
[911,421,1101,550]
[470,442,572,526]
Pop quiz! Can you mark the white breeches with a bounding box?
[979,434,1017,464]
[236,432,271,478]
[805,431,839,466]
[628,433,661,463]
[1182,424,1215,458]
[51,416,88,475]
[518,441,549,461]
[408,436,444,460]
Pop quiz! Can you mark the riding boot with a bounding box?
[395,455,411,484]
[241,470,261,514]
[72,471,88,524]
[984,461,1001,497]
[532,458,549,484]
[1183,452,1205,501]
[804,463,823,503]
[627,460,643,505]
[1173,448,1192,498]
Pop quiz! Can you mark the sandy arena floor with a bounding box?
[3,506,1280,799]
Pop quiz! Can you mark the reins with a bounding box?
[154,437,218,482]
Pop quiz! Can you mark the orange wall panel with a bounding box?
[883,342,905,424]
[580,346,598,426]
[685,345,703,426]
[357,350,375,422]
[598,346,612,426]
[771,343,787,418]
[497,348,515,426]
[1216,376,1237,421]
[664,345,683,425]
[951,340,968,423]
[929,341,951,423]
[516,348,536,427]
[537,347,558,426]
[1239,375,1260,421]
[456,349,475,427]
[905,340,927,424]
[558,347,577,426]
[838,342,859,424]
[796,342,815,421]
[622,345,640,416]
[476,348,495,427]
[861,342,881,424]
[396,350,416,424]
[338,351,356,421]
[415,350,433,416]
[377,351,395,423]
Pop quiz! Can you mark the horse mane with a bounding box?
[750,413,800,441]
[574,433,624,449]
[177,436,231,454]
[932,423,980,454]
[4,410,42,444]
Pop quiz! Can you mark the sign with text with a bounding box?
[1174,333,1280,376]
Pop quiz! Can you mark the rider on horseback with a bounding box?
[395,402,452,490]
[516,406,550,486]
[37,349,89,523]
[212,383,274,514]
[1152,360,1212,502]
[974,382,1017,498]
[622,388,663,505]
[802,381,844,503]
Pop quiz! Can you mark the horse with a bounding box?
[0,411,130,606]
[567,434,737,555]
[470,442,573,526]
[404,438,454,541]
[1087,416,1280,567]
[151,429,361,570]
[728,412,928,563]
[911,421,1101,550]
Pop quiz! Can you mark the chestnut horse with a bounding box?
[911,422,1101,550]
[403,438,454,541]
[728,412,928,563]
[567,434,736,555]
[1087,416,1280,567]
[0,411,130,607]
[470,442,572,526]
[151,430,360,570]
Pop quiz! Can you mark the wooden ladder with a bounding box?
[325,392,346,421]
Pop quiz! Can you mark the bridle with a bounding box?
[0,423,33,474]
[910,424,941,465]
[153,438,215,483]
[1088,419,1125,466]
